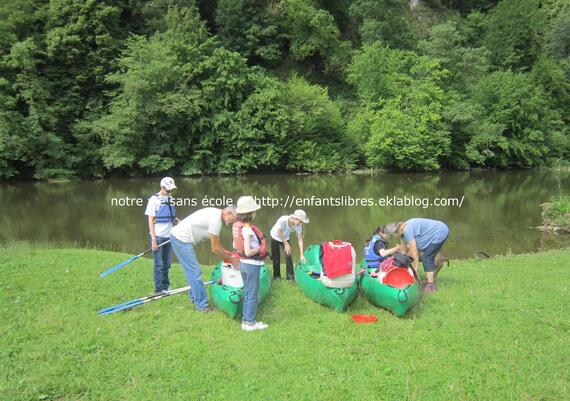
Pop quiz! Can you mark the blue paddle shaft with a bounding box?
[99,240,171,278]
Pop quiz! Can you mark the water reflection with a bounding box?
[1,171,569,264]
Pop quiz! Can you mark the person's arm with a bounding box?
[148,216,158,251]
[400,237,407,253]
[297,231,305,263]
[209,234,239,266]
[244,232,260,257]
[379,244,401,257]
[277,228,291,255]
[406,238,419,271]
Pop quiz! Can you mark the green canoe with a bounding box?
[295,245,358,312]
[358,260,420,317]
[209,262,271,319]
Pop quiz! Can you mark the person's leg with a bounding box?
[285,251,294,281]
[271,239,282,279]
[434,253,449,277]
[240,262,260,324]
[158,236,171,291]
[170,235,209,309]
[151,236,165,292]
[420,241,446,292]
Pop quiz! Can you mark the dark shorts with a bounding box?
[420,237,447,273]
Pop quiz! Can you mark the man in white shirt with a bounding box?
[270,210,309,280]
[170,206,238,312]
[145,177,179,293]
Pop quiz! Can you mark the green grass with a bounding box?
[1,243,569,401]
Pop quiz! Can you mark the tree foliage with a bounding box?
[214,0,282,64]
[483,0,546,71]
[347,44,451,170]
[465,71,562,168]
[96,8,352,175]
[0,0,568,180]
[282,0,352,71]
[349,0,415,49]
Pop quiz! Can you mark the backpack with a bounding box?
[392,253,414,268]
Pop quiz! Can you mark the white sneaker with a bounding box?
[241,322,269,331]
[241,322,256,331]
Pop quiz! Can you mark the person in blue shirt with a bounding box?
[383,219,449,293]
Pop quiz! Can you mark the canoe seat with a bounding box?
[321,246,356,288]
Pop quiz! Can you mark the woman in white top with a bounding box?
[235,196,269,331]
[269,210,309,281]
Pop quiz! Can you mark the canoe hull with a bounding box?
[295,245,358,312]
[210,263,271,319]
[358,260,420,317]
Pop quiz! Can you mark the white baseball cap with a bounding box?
[160,177,177,191]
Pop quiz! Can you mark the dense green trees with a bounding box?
[483,0,546,71]
[465,71,562,168]
[347,45,450,170]
[349,0,415,49]
[96,7,352,175]
[0,0,568,180]
[214,0,282,64]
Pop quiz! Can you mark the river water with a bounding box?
[2,171,569,264]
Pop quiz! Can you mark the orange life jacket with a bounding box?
[232,221,267,260]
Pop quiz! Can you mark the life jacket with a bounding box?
[321,240,353,279]
[153,193,176,224]
[233,221,267,261]
[364,234,387,268]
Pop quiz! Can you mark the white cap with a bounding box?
[236,196,261,214]
[290,209,309,223]
[160,177,177,191]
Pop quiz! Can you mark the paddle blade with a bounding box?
[97,300,139,314]
[99,255,139,278]
[98,300,144,315]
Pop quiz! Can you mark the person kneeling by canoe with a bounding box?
[234,196,268,331]
[270,210,309,281]
[384,219,449,293]
[170,206,239,312]
[364,225,402,273]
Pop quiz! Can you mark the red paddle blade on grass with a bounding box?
[351,314,378,323]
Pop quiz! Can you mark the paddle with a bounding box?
[99,240,171,278]
[97,280,216,315]
[409,265,422,287]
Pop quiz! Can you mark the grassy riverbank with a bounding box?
[1,243,569,401]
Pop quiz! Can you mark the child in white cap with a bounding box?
[234,196,268,331]
[269,210,309,280]
[144,177,178,293]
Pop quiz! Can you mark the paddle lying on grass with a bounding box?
[97,280,215,316]
[99,240,171,278]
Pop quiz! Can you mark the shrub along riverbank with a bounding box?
[540,194,570,234]
[1,243,569,401]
